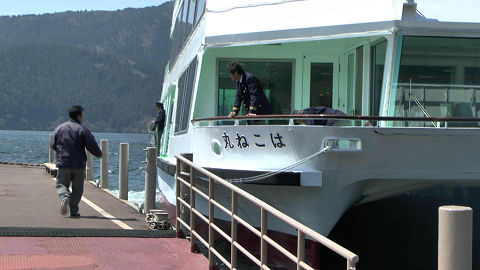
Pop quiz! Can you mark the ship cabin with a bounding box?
[159,0,480,156]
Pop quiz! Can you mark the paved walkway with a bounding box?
[0,165,208,269]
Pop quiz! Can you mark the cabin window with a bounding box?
[310,63,333,108]
[217,60,294,116]
[175,58,198,133]
[195,0,206,25]
[393,36,480,126]
[370,39,387,116]
[169,0,203,68]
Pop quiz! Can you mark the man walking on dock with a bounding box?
[50,105,102,217]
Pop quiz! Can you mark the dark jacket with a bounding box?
[233,72,273,115]
[295,106,347,126]
[50,119,102,169]
[154,109,166,132]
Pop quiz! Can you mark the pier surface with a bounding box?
[0,165,208,269]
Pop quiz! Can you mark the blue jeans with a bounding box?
[56,168,85,215]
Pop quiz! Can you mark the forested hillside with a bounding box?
[0,2,173,132]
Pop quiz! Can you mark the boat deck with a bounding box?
[0,165,208,269]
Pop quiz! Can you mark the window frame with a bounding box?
[215,58,296,116]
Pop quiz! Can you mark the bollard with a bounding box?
[438,205,472,270]
[100,139,109,189]
[119,143,129,200]
[49,134,55,164]
[86,151,93,181]
[144,147,157,213]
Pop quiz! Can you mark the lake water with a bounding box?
[0,130,149,204]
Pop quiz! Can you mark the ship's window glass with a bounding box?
[394,36,480,127]
[195,0,206,25]
[355,46,364,115]
[217,60,293,117]
[175,57,198,133]
[347,53,355,114]
[370,39,387,116]
[169,0,202,69]
[310,63,333,108]
[188,0,196,26]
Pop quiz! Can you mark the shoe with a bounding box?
[60,197,70,216]
[70,213,81,218]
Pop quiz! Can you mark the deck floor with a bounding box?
[0,165,208,269]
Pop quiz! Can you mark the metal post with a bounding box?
[100,139,109,189]
[175,157,184,238]
[231,191,238,269]
[261,207,267,268]
[86,151,93,181]
[438,205,472,270]
[49,134,55,164]
[119,143,129,200]
[297,231,305,270]
[208,177,215,269]
[190,166,200,253]
[144,147,157,213]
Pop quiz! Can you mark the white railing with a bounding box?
[175,153,359,270]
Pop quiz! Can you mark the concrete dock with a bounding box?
[0,164,208,269]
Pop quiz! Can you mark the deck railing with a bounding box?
[191,114,480,128]
[175,154,359,270]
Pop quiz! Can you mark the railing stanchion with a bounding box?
[208,177,215,269]
[297,230,305,270]
[231,191,238,269]
[49,134,55,164]
[144,147,157,213]
[175,156,184,238]
[86,150,93,181]
[100,139,109,189]
[190,166,199,252]
[119,143,129,200]
[261,207,267,268]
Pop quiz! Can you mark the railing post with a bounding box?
[175,156,184,238]
[297,230,305,270]
[49,134,55,164]
[208,177,215,269]
[100,139,109,189]
[190,166,200,253]
[86,151,93,181]
[438,205,472,270]
[231,191,238,269]
[261,207,267,268]
[119,143,129,200]
[144,147,157,213]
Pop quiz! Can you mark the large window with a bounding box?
[169,0,206,68]
[370,39,387,116]
[217,60,293,116]
[175,58,198,133]
[393,36,480,126]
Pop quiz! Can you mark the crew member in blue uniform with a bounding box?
[226,62,273,119]
[153,101,166,153]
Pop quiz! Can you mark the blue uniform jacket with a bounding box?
[155,109,166,132]
[233,72,273,115]
[50,119,103,169]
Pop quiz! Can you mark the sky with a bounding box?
[0,0,171,16]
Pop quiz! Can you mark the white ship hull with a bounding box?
[158,125,480,236]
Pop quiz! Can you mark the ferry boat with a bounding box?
[152,0,480,268]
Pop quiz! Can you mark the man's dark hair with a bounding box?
[68,105,84,120]
[226,62,244,75]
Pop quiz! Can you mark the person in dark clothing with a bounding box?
[50,105,102,217]
[293,106,347,126]
[153,101,166,152]
[226,62,273,118]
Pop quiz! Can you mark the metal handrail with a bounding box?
[175,154,359,270]
[191,114,480,123]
